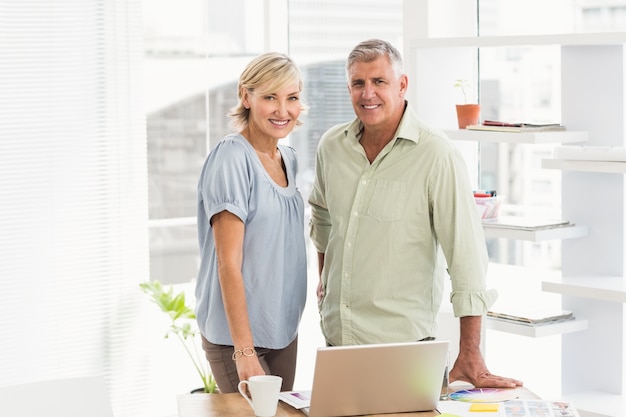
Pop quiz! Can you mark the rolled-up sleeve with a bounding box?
[309,203,331,253]
[450,288,498,317]
[308,181,331,253]
[308,141,332,253]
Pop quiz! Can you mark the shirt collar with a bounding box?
[343,101,422,146]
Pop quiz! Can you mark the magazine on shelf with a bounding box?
[482,216,573,231]
[487,308,574,326]
[467,120,566,133]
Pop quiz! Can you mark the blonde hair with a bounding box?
[228,52,307,131]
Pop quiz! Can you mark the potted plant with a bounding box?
[454,78,481,129]
[140,280,218,393]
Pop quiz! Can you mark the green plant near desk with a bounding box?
[140,281,218,393]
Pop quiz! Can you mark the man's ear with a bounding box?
[399,74,408,97]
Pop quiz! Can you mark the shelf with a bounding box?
[562,390,626,417]
[411,29,626,417]
[445,129,588,144]
[485,263,589,338]
[409,32,626,49]
[486,317,588,338]
[542,158,626,173]
[482,224,588,241]
[542,276,626,303]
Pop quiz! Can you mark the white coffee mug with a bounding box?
[237,375,283,417]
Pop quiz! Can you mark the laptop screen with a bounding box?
[305,340,449,417]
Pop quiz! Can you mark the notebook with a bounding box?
[280,340,449,417]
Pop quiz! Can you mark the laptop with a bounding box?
[283,340,449,417]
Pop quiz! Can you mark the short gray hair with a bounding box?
[346,39,403,77]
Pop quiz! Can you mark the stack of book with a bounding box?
[482,216,573,230]
[487,308,575,326]
[467,120,566,132]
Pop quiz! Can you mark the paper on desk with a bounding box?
[499,399,580,416]
[278,390,311,409]
[438,399,580,417]
[438,400,498,416]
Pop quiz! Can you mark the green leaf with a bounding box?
[139,280,217,393]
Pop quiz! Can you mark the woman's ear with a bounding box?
[241,88,250,109]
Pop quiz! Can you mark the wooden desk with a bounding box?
[177,387,536,417]
[177,392,438,416]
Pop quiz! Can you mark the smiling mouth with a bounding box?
[270,119,289,126]
[362,104,379,110]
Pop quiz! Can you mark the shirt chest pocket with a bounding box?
[367,179,407,222]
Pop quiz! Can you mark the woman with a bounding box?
[195,52,308,393]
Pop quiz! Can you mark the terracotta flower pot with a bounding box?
[455,104,481,129]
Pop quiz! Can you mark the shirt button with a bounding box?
[346,242,351,247]
[353,211,358,216]
[361,180,367,185]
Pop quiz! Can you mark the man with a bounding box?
[308,39,522,388]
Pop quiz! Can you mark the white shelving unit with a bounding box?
[447,129,590,335]
[546,42,626,417]
[406,30,626,417]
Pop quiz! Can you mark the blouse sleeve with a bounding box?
[198,139,251,224]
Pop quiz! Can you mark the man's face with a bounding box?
[347,56,407,130]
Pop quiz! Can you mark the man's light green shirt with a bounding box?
[308,103,497,346]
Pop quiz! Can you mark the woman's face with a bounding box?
[242,82,302,141]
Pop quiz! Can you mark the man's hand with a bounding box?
[451,316,523,388]
[316,252,325,304]
[449,348,523,388]
[316,279,324,304]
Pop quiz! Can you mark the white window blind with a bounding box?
[0,1,153,416]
